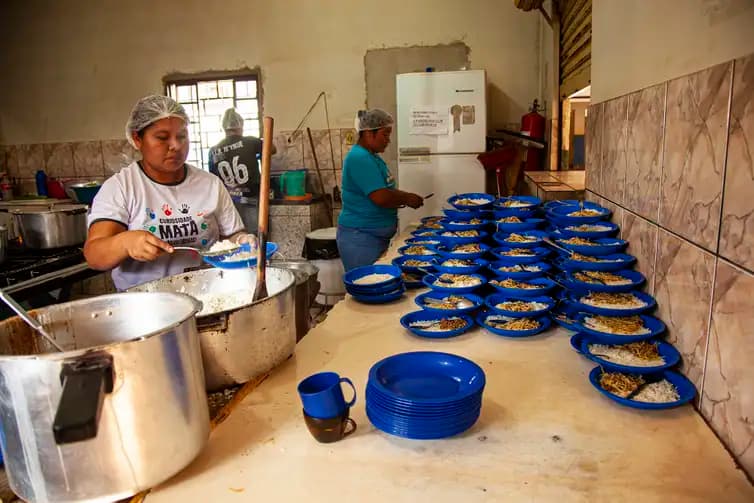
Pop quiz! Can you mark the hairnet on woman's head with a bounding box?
[125,95,189,148]
[355,108,394,131]
[222,108,244,130]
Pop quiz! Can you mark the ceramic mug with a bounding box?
[303,408,357,443]
[297,372,357,419]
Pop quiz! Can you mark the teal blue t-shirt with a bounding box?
[338,144,397,229]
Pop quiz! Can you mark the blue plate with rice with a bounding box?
[560,269,645,293]
[422,273,487,293]
[493,230,548,248]
[554,236,628,256]
[447,193,495,210]
[493,217,546,233]
[476,312,551,337]
[557,221,620,239]
[487,260,551,279]
[433,257,488,275]
[576,313,665,344]
[489,246,551,265]
[568,290,657,316]
[400,311,476,339]
[588,367,696,410]
[488,276,557,297]
[435,243,491,261]
[414,291,484,315]
[555,253,636,272]
[484,294,555,318]
[580,336,681,374]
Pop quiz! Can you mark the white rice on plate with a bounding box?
[353,273,396,285]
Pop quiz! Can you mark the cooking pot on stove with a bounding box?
[0,292,210,503]
[10,204,88,249]
[128,267,296,390]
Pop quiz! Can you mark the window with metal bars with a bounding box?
[165,75,261,170]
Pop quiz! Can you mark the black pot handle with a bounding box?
[53,353,114,445]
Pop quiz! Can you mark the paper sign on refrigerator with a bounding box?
[409,106,448,135]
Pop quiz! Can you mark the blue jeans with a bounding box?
[337,224,397,272]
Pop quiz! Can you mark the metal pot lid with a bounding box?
[10,203,89,214]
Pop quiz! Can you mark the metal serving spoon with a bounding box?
[172,244,241,258]
[0,288,64,352]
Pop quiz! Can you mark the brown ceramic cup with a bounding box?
[303,408,357,443]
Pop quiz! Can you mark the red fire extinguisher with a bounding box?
[521,99,545,171]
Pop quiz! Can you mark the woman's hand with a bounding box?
[404,193,424,209]
[122,230,173,262]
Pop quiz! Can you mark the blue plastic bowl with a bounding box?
[397,245,438,259]
[494,195,541,209]
[350,285,406,304]
[576,313,666,344]
[555,253,637,272]
[399,311,475,339]
[484,294,555,318]
[588,367,696,410]
[442,208,485,220]
[410,228,440,237]
[492,230,548,248]
[392,255,436,274]
[492,217,546,233]
[560,269,645,293]
[447,193,495,210]
[405,237,442,246]
[544,199,601,211]
[440,218,489,231]
[492,207,538,219]
[557,221,620,239]
[343,264,402,288]
[422,273,487,293]
[568,290,657,316]
[546,204,611,225]
[488,276,557,297]
[421,216,444,224]
[346,279,403,296]
[433,257,488,275]
[434,243,491,261]
[70,183,102,205]
[437,230,489,246]
[487,260,551,279]
[580,336,681,374]
[202,242,278,269]
[554,237,628,256]
[570,332,587,353]
[476,312,551,337]
[414,291,484,315]
[489,246,551,264]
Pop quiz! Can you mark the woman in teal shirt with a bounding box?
[337,109,424,271]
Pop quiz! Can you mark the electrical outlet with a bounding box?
[344,130,355,145]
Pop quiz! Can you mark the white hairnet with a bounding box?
[222,108,244,130]
[355,109,394,132]
[125,95,189,148]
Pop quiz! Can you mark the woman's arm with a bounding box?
[84,221,173,271]
[369,188,423,209]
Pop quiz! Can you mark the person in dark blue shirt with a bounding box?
[337,109,423,271]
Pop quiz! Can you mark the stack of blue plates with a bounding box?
[343,265,405,303]
[366,351,485,439]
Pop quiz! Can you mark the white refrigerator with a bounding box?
[396,69,487,231]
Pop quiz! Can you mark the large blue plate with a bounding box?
[399,311,475,339]
[489,246,551,264]
[546,204,611,225]
[368,351,486,404]
[447,192,495,210]
[350,286,406,304]
[366,386,482,414]
[570,332,587,353]
[550,301,584,332]
[366,402,481,429]
[493,230,548,248]
[367,406,480,439]
[488,277,557,297]
[580,336,681,374]
[410,228,440,237]
[442,208,485,220]
[202,242,278,269]
[557,221,620,239]
[405,237,442,246]
[555,253,636,272]
[397,244,438,259]
[414,291,484,315]
[440,218,489,231]
[392,255,436,274]
[493,217,546,232]
[484,294,555,318]
[343,264,402,289]
[346,279,403,296]
[434,243,491,261]
[543,199,600,211]
[487,260,551,279]
[560,269,645,293]
[588,367,696,410]
[568,290,656,316]
[437,230,489,246]
[554,237,628,256]
[433,257,488,275]
[576,313,666,344]
[476,312,551,337]
[494,195,541,209]
[493,207,538,219]
[422,273,487,293]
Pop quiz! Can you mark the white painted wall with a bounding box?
[0,0,542,144]
[592,0,754,103]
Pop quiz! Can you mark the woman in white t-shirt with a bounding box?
[85,95,254,291]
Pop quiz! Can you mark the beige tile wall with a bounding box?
[585,52,754,479]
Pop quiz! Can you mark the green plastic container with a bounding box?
[280,170,307,197]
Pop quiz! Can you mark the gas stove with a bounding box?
[0,244,85,287]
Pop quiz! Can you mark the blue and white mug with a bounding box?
[297,372,357,419]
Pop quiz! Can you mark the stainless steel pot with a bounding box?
[270,259,320,341]
[10,204,88,249]
[0,224,7,264]
[0,292,210,503]
[129,267,296,390]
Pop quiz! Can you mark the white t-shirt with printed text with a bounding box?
[88,162,245,290]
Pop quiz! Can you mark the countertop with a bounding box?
[145,231,753,503]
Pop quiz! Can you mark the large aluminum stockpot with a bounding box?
[129,266,296,390]
[10,204,88,248]
[0,292,210,503]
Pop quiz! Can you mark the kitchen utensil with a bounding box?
[542,236,574,255]
[298,371,357,419]
[307,127,334,226]
[0,287,64,351]
[128,266,296,390]
[0,292,209,502]
[253,116,273,302]
[0,224,7,264]
[303,407,356,443]
[10,203,87,248]
[172,243,241,258]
